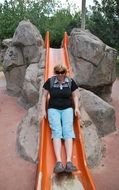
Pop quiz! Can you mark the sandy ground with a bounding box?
[92,79,119,190]
[0,72,36,190]
[0,72,119,190]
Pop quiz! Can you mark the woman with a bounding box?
[42,64,80,173]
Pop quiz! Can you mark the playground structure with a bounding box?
[35,32,96,190]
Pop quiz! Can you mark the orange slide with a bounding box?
[35,32,96,190]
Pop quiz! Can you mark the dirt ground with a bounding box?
[92,79,119,190]
[0,72,36,190]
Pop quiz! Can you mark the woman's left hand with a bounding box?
[74,108,80,118]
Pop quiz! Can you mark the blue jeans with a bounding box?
[48,108,75,139]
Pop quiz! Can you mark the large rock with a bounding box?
[21,48,45,108]
[22,64,40,108]
[17,105,39,162]
[3,46,24,68]
[12,20,43,46]
[3,20,44,99]
[2,38,12,48]
[79,88,116,137]
[12,20,44,65]
[0,39,13,63]
[80,107,102,168]
[69,28,117,102]
[17,74,44,162]
[3,46,26,96]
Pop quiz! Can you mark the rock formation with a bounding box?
[69,28,117,102]
[80,88,116,137]
[2,21,117,167]
[3,20,44,102]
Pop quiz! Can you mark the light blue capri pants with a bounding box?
[48,108,75,139]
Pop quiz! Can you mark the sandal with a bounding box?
[54,162,65,173]
[65,161,77,173]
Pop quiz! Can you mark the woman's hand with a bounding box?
[72,90,80,118]
[39,109,47,121]
[74,108,80,118]
[39,89,49,121]
[42,110,47,119]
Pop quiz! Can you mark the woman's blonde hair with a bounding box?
[54,64,67,73]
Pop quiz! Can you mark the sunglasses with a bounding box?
[55,71,66,74]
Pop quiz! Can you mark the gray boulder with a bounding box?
[17,105,39,162]
[69,28,117,102]
[21,48,45,108]
[17,74,44,162]
[3,20,44,99]
[22,64,39,107]
[12,20,43,46]
[80,107,102,168]
[3,46,26,96]
[2,38,12,48]
[12,20,44,65]
[80,88,116,137]
[0,39,13,63]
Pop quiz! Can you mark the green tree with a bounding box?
[48,9,81,47]
[0,0,81,47]
[0,0,28,39]
[87,0,119,51]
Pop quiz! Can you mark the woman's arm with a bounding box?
[41,88,49,119]
[72,89,80,118]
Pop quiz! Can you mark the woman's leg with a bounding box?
[53,138,62,162]
[64,138,73,162]
[65,138,77,172]
[48,109,64,173]
[48,108,63,162]
[61,108,75,161]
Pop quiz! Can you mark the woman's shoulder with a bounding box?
[43,76,56,88]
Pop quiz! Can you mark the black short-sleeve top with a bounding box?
[43,76,78,110]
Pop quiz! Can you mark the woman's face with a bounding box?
[55,70,66,81]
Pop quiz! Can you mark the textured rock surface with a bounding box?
[69,28,117,102]
[80,106,102,168]
[17,58,45,161]
[12,20,43,46]
[3,20,44,98]
[80,88,116,137]
[17,105,39,162]
[21,48,45,108]
[3,46,26,96]
[2,38,12,48]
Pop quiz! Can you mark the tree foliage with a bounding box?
[0,0,119,50]
[87,0,119,51]
[0,0,81,47]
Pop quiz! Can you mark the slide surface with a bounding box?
[35,32,96,190]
